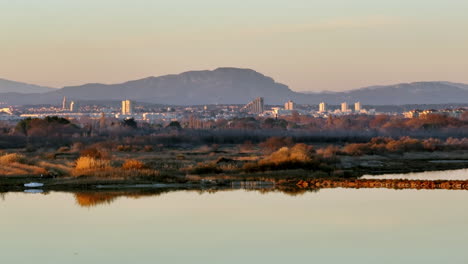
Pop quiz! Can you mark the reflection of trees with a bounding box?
[72,187,319,208]
[75,193,119,207]
[74,190,168,207]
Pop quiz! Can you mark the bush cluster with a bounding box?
[340,136,468,156]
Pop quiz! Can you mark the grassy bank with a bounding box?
[1,137,468,190]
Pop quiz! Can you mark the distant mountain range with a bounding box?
[1,68,468,106]
[0,78,55,94]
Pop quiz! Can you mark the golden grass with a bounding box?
[37,160,73,176]
[0,153,26,164]
[0,162,47,176]
[122,159,145,170]
[72,157,159,179]
[72,167,160,179]
[261,144,312,165]
[75,157,111,170]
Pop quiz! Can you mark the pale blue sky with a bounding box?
[1,0,467,91]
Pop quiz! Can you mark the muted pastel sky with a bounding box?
[1,0,468,91]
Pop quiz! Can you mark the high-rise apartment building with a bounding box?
[284,100,295,110]
[62,96,67,110]
[341,102,349,112]
[70,101,76,112]
[319,102,327,112]
[354,102,362,112]
[241,97,264,114]
[121,100,133,115]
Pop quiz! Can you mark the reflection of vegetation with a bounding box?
[75,193,118,207]
[72,187,319,208]
[297,178,468,191]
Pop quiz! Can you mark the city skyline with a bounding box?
[1,0,468,92]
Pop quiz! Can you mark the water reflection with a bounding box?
[1,169,468,208]
[1,183,468,263]
[74,188,313,207]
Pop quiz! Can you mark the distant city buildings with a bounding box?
[315,101,366,115]
[284,100,295,111]
[6,93,466,125]
[0,107,13,115]
[70,101,76,112]
[355,102,362,112]
[121,100,133,115]
[62,96,68,110]
[319,102,327,113]
[403,109,465,119]
[341,102,349,113]
[242,97,264,114]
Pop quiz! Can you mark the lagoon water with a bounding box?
[1,172,468,263]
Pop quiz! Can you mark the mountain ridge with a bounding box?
[1,68,468,105]
[0,78,56,94]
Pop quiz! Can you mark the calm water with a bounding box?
[1,173,468,263]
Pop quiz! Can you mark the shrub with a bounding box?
[122,159,145,170]
[57,146,70,152]
[289,143,314,161]
[259,137,294,153]
[316,145,340,159]
[71,142,84,152]
[75,157,110,170]
[117,145,132,152]
[261,144,313,165]
[240,140,254,151]
[0,153,26,164]
[244,143,320,172]
[80,147,105,159]
[422,138,441,151]
[191,162,222,174]
[385,137,423,153]
[342,143,370,156]
[143,145,154,152]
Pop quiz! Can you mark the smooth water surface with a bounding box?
[1,176,468,263]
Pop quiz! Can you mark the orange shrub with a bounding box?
[259,137,294,153]
[0,153,26,164]
[75,157,110,170]
[122,159,145,170]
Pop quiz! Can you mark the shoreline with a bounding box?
[2,166,468,193]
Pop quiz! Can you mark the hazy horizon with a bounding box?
[1,0,468,92]
[2,68,467,94]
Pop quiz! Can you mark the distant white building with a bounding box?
[284,100,295,110]
[354,102,362,112]
[70,101,76,112]
[0,107,13,115]
[341,102,349,112]
[319,102,327,113]
[241,97,264,114]
[121,100,133,115]
[62,96,68,110]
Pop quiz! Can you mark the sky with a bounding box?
[1,0,468,92]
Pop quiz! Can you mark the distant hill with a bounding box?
[442,82,468,90]
[1,69,468,105]
[0,78,55,94]
[318,82,468,105]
